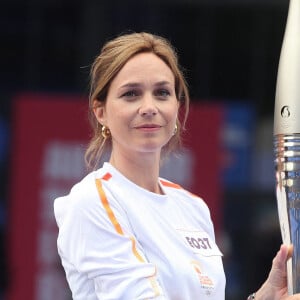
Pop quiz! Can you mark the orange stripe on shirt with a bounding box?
[129,236,144,262]
[160,179,200,199]
[95,177,162,296]
[95,177,146,262]
[95,178,123,235]
[160,179,182,189]
[102,172,112,181]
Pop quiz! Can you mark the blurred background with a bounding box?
[0,0,291,299]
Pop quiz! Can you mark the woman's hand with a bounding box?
[255,244,300,300]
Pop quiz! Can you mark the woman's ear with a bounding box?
[93,100,106,125]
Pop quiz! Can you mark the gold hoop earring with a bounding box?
[101,125,111,139]
[173,124,178,136]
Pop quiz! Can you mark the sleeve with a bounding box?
[54,179,166,300]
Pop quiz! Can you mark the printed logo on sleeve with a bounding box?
[176,229,222,256]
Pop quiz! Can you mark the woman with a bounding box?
[54,32,299,300]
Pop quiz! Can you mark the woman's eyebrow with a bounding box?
[154,81,172,87]
[119,81,172,90]
[119,82,141,89]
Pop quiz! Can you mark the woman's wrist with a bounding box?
[250,283,274,300]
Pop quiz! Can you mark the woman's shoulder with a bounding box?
[159,177,208,208]
[53,167,108,226]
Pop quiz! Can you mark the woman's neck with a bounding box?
[109,150,163,194]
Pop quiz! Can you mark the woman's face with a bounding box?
[94,52,179,158]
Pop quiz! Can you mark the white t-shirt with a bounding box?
[54,162,225,300]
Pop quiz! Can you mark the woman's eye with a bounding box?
[156,89,171,98]
[122,90,138,98]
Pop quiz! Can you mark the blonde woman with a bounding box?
[54,32,299,300]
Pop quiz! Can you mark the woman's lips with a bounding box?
[134,124,162,131]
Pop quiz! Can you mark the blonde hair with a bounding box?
[85,32,190,170]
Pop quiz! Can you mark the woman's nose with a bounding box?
[139,95,158,116]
